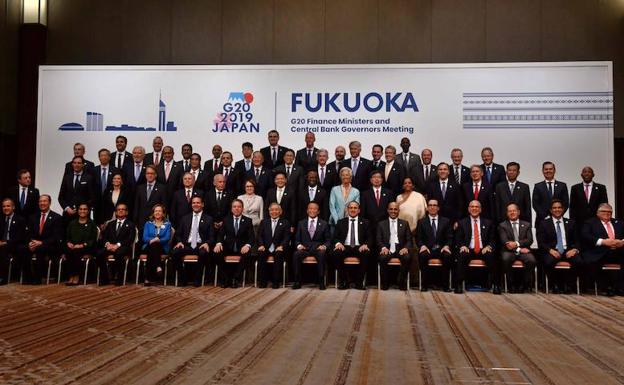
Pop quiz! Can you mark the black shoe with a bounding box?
[338,282,348,290]
[271,283,280,289]
[114,280,123,286]
[193,281,202,287]
[232,280,240,289]
[0,279,6,286]
[420,286,428,292]
[492,285,501,295]
[444,287,452,293]
[99,280,110,286]
[381,285,389,291]
[552,286,561,294]
[292,282,301,290]
[319,283,327,290]
[220,281,229,288]
[258,282,268,289]
[354,283,365,290]
[606,288,615,297]
[454,287,463,294]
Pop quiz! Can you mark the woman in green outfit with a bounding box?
[65,203,98,285]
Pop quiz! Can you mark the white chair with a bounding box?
[594,263,621,296]
[504,260,538,293]
[175,254,207,287]
[214,255,247,287]
[96,228,137,285]
[334,256,365,289]
[254,255,287,288]
[418,258,451,291]
[545,261,580,295]
[377,258,410,290]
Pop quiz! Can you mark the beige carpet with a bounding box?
[1,285,623,385]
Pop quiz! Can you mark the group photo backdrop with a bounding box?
[37,62,614,214]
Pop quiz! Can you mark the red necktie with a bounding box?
[606,221,615,240]
[473,219,481,254]
[214,161,219,173]
[186,189,191,203]
[375,189,381,206]
[584,184,590,202]
[39,212,46,234]
[154,153,159,166]
[473,184,479,200]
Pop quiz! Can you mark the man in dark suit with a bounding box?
[95,203,136,285]
[6,169,40,219]
[480,146,506,187]
[532,161,569,228]
[537,199,581,294]
[133,165,167,233]
[264,172,297,228]
[494,162,532,224]
[370,144,385,171]
[58,156,96,224]
[111,135,133,177]
[569,166,608,227]
[295,132,318,171]
[187,153,209,191]
[27,195,63,284]
[311,149,338,191]
[202,144,223,177]
[170,172,204,229]
[178,143,193,172]
[462,165,494,220]
[234,142,254,175]
[425,162,463,224]
[156,146,183,200]
[327,146,347,176]
[256,202,291,288]
[204,174,233,232]
[499,203,536,293]
[382,145,406,198]
[273,149,305,194]
[94,149,117,199]
[395,137,423,190]
[417,148,437,193]
[261,130,291,170]
[416,199,453,292]
[292,202,331,290]
[455,200,499,294]
[450,148,470,186]
[63,142,95,178]
[0,199,29,285]
[127,146,147,191]
[171,196,214,287]
[582,203,624,296]
[331,201,371,290]
[298,170,328,222]
[213,199,255,288]
[246,151,272,198]
[377,202,412,290]
[144,136,163,167]
[340,141,372,191]
[218,151,243,196]
[360,170,393,242]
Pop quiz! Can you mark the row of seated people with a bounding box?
[1,191,622,296]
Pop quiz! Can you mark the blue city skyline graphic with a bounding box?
[58,93,178,132]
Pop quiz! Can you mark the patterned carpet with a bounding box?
[1,285,623,385]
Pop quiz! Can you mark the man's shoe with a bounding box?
[193,281,202,288]
[338,282,348,290]
[258,282,268,289]
[420,286,428,292]
[292,282,301,290]
[454,287,463,294]
[319,283,327,290]
[271,282,280,289]
[492,285,502,295]
[381,285,389,291]
[443,287,452,293]
[231,280,240,289]
[354,283,365,290]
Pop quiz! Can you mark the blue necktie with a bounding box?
[101,168,107,193]
[555,220,565,254]
[486,167,492,183]
[19,188,26,209]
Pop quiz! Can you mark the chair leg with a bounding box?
[46,259,52,285]
[164,259,168,286]
[175,264,180,287]
[242,268,246,288]
[84,259,90,285]
[57,259,63,284]
[122,259,129,285]
[135,259,141,285]
[201,266,206,287]
[407,272,410,291]
[8,258,13,284]
[576,276,580,295]
[377,264,381,290]
[504,273,508,293]
[96,267,100,286]
[335,269,338,289]
[282,262,286,288]
[214,265,218,287]
[534,267,538,293]
[545,274,549,294]
[418,270,422,291]
[595,281,598,296]
[254,261,258,288]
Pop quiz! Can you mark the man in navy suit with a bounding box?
[480,147,505,187]
[370,144,385,171]
[218,151,243,196]
[360,170,393,246]
[202,144,223,178]
[455,200,499,294]
[58,156,96,224]
[462,165,494,220]
[144,136,163,166]
[331,201,371,290]
[494,162,532,224]
[204,174,233,232]
[111,135,133,177]
[187,153,209,191]
[178,143,193,172]
[273,149,305,195]
[537,199,581,294]
[133,165,167,233]
[298,170,328,222]
[310,149,338,191]
[27,195,63,284]
[498,203,536,293]
[171,196,214,287]
[0,199,29,285]
[213,199,255,288]
[377,202,412,290]
[96,203,136,285]
[94,149,117,198]
[260,130,291,170]
[382,145,406,198]
[425,162,463,224]
[532,161,569,228]
[292,202,331,290]
[264,172,297,228]
[246,151,272,198]
[256,203,291,288]
[128,146,147,191]
[234,142,254,176]
[569,166,608,227]
[295,131,318,171]
[416,199,453,292]
[340,141,372,192]
[582,203,624,296]
[170,172,204,228]
[327,146,347,175]
[156,146,184,201]
[63,142,95,178]
[450,148,470,186]
[395,137,423,190]
[417,148,437,193]
[6,169,40,219]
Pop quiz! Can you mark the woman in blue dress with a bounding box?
[329,167,360,227]
[141,204,171,285]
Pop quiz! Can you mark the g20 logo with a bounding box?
[213,92,260,133]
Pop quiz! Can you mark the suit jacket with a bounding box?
[376,218,412,250]
[340,157,373,191]
[327,160,344,178]
[100,218,136,249]
[204,188,233,223]
[495,180,532,224]
[187,168,209,192]
[295,217,331,249]
[498,220,533,249]
[360,187,393,227]
[245,166,272,198]
[416,215,452,250]
[218,166,243,196]
[396,152,423,190]
[170,188,204,228]
[97,186,132,225]
[480,163,506,187]
[532,180,569,226]
[462,181,495,220]
[416,163,437,193]
[273,163,305,193]
[144,152,161,167]
[382,162,405,198]
[450,164,471,186]
[111,151,133,177]
[582,217,624,262]
[203,158,221,176]
[217,215,255,252]
[257,217,291,251]
[310,162,338,191]
[64,159,96,178]
[235,158,253,175]
[298,185,328,222]
[569,182,608,225]
[126,162,147,190]
[455,216,496,250]
[371,159,386,172]
[28,210,64,249]
[0,214,29,247]
[156,161,184,198]
[133,182,167,229]
[295,147,318,171]
[333,216,371,247]
[264,187,297,226]
[425,179,463,223]
[261,145,291,169]
[537,217,578,254]
[174,211,214,246]
[177,158,193,173]
[6,185,40,218]
[93,165,118,197]
[58,172,96,211]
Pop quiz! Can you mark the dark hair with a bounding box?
[98,148,110,156]
[506,161,520,170]
[268,129,279,136]
[16,169,30,180]
[243,178,257,188]
[72,155,85,163]
[145,165,158,173]
[550,198,564,208]
[182,143,193,151]
[191,195,204,203]
[242,142,253,149]
[116,135,127,143]
[369,170,383,179]
[542,161,555,169]
[372,144,383,151]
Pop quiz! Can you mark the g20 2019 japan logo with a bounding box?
[212,92,261,132]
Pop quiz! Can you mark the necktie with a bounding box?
[352,159,358,176]
[555,220,565,254]
[509,183,515,196]
[455,166,460,184]
[135,164,141,181]
[390,220,397,253]
[214,160,219,173]
[441,182,447,199]
[272,148,277,164]
[431,218,437,236]
[309,188,315,202]
[320,167,325,185]
[3,217,10,241]
[154,152,159,166]
[375,189,381,206]
[255,168,260,181]
[39,212,46,234]
[224,168,229,181]
[606,221,615,240]
[308,149,312,160]
[101,168,107,192]
[217,191,222,204]
[473,219,481,254]
[277,188,283,204]
[245,159,251,171]
[147,184,153,200]
[308,219,315,238]
[186,189,191,203]
[117,153,122,168]
[584,184,591,202]
[486,166,492,183]
[286,166,291,177]
[20,188,26,209]
[271,219,278,237]
[165,162,171,180]
[350,218,357,246]
[512,222,520,242]
[473,183,479,200]
[404,153,408,165]
[190,214,199,248]
[74,174,80,190]
[116,220,122,234]
[425,165,430,180]
[234,217,240,234]
[185,160,190,172]
[547,181,553,198]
